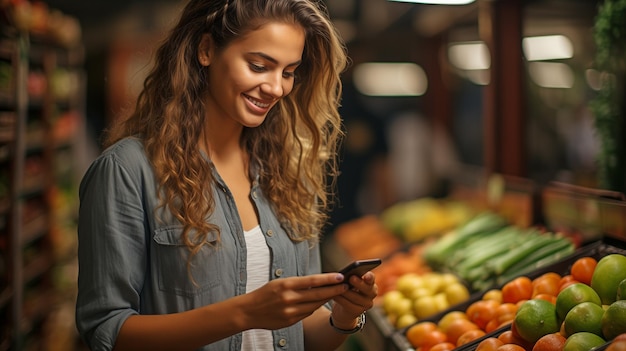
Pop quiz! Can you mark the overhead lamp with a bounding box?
[448,41,490,70]
[353,62,428,97]
[528,62,574,88]
[389,0,475,4]
[523,35,573,61]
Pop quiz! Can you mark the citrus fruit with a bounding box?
[445,282,470,306]
[513,299,560,343]
[396,313,418,328]
[571,256,597,286]
[496,345,526,351]
[617,278,626,301]
[555,283,602,323]
[445,318,479,345]
[562,331,606,351]
[590,254,626,305]
[602,300,626,340]
[532,333,567,351]
[414,295,440,319]
[608,340,626,351]
[421,329,449,350]
[563,301,605,337]
[466,299,500,330]
[429,342,456,351]
[437,310,468,332]
[476,337,504,351]
[405,321,437,347]
[502,276,533,304]
[456,328,486,346]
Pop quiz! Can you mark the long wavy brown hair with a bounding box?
[104,0,347,255]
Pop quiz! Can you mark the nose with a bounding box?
[261,73,285,98]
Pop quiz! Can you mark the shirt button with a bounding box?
[266,229,274,237]
[278,338,287,347]
[275,268,284,277]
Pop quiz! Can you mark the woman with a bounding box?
[75,0,378,350]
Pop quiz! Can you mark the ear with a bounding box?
[198,34,213,66]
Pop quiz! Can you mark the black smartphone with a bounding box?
[338,258,382,285]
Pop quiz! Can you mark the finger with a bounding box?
[282,273,346,290]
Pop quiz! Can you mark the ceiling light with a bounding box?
[528,62,574,88]
[353,62,428,97]
[448,41,491,70]
[523,35,573,61]
[389,0,475,4]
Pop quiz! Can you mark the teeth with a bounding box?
[246,95,270,108]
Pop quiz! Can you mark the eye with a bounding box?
[283,71,296,79]
[249,63,266,72]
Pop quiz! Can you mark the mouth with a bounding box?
[243,94,272,109]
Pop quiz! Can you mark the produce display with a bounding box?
[400,242,626,351]
[381,271,471,329]
[424,212,577,291]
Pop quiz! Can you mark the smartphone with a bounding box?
[338,258,382,285]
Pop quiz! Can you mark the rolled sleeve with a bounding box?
[76,147,148,350]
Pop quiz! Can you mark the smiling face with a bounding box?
[199,21,305,129]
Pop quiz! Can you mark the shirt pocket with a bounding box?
[153,226,221,296]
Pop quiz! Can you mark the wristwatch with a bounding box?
[329,312,366,334]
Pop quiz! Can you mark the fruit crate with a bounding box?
[390,237,626,351]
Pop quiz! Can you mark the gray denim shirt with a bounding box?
[76,137,322,351]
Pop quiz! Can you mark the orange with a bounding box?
[456,328,486,346]
[570,256,597,286]
[476,337,504,351]
[562,331,606,351]
[429,342,456,351]
[493,303,518,327]
[406,321,438,348]
[437,310,468,333]
[466,299,500,330]
[563,301,605,337]
[496,345,526,351]
[555,283,602,323]
[608,340,626,351]
[532,273,561,298]
[559,275,580,292]
[445,318,479,345]
[602,300,626,340]
[421,329,449,350]
[502,276,533,304]
[532,332,566,351]
[513,298,560,343]
[616,333,626,342]
[608,341,626,351]
[590,254,626,305]
[497,329,529,348]
[533,293,557,304]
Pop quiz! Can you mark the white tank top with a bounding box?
[241,225,273,351]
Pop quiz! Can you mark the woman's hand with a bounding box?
[241,273,349,330]
[329,271,378,329]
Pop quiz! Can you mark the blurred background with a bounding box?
[2,0,623,350]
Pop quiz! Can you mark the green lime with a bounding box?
[563,301,605,337]
[602,300,626,340]
[556,283,602,323]
[563,332,606,351]
[590,254,626,305]
[513,299,560,343]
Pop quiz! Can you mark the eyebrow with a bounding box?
[248,52,301,67]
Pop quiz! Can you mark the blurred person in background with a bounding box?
[75,0,377,350]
